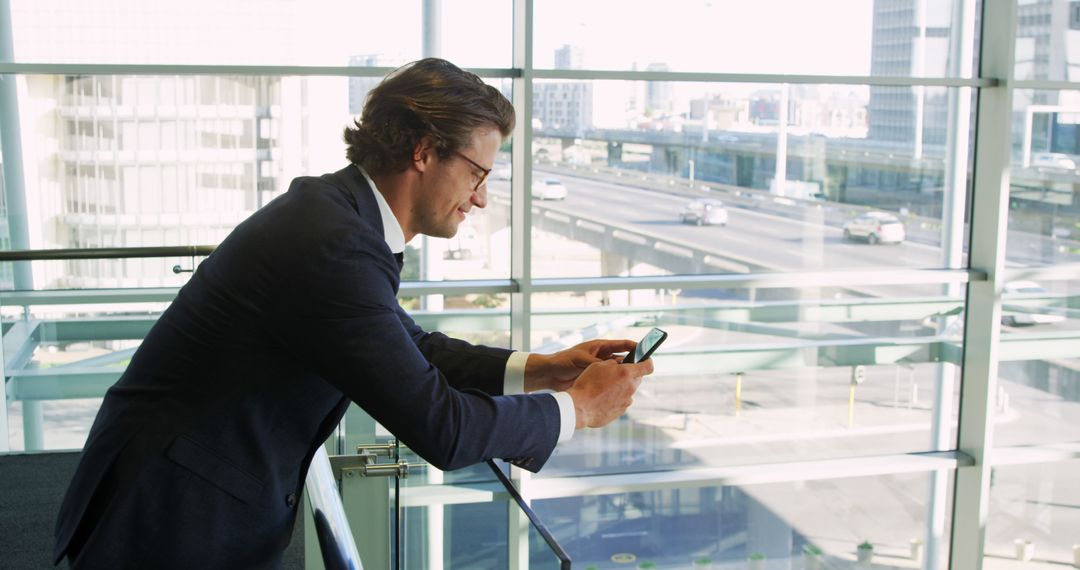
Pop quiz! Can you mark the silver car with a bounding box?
[679,198,728,226]
[843,212,905,244]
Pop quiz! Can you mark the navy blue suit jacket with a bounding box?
[53,165,561,568]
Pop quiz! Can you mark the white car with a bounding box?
[532,178,567,200]
[1001,281,1066,326]
[679,198,728,226]
[843,212,906,244]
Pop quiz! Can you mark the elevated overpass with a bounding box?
[535,126,1080,218]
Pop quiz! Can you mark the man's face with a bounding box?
[414,127,500,239]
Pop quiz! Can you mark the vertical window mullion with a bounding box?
[950,0,1017,568]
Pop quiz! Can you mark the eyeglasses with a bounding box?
[455,152,492,192]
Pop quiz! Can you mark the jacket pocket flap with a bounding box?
[166,435,264,505]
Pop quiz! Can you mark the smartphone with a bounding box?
[624,327,668,364]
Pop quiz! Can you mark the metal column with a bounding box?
[509,1,535,569]
[0,0,36,452]
[950,1,1017,568]
[925,0,977,566]
[419,0,445,313]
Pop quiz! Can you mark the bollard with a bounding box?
[734,372,743,417]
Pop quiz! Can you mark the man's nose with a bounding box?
[471,183,488,209]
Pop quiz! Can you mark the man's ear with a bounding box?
[412,137,436,172]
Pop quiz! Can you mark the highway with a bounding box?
[486,167,1078,281]
[501,172,944,272]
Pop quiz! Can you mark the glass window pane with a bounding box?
[534,0,975,77]
[530,81,974,277]
[1003,89,1080,448]
[9,0,509,68]
[0,74,511,281]
[0,282,511,451]
[527,286,964,476]
[1013,0,1080,81]
[1009,89,1080,268]
[992,276,1080,447]
[985,461,1080,567]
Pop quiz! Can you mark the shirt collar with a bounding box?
[355,164,406,254]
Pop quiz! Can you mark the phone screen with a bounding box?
[625,327,667,364]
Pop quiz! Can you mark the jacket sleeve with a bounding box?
[271,227,557,472]
[394,304,512,396]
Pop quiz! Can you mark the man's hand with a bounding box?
[566,358,653,429]
[524,339,637,393]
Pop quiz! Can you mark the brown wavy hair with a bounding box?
[343,58,515,175]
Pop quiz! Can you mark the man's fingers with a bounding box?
[591,339,637,358]
[571,355,656,428]
[627,358,654,377]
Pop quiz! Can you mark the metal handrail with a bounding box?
[307,447,364,570]
[0,246,216,261]
[487,460,572,570]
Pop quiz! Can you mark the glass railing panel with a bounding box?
[395,460,570,569]
[531,471,954,569]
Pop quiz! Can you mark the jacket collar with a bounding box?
[332,164,406,254]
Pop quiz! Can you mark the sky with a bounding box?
[12,0,874,73]
[530,0,875,75]
[9,0,882,129]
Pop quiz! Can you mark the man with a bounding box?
[54,58,653,568]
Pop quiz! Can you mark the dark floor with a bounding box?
[0,452,305,569]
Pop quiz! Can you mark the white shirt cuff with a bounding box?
[550,391,576,443]
[503,351,575,443]
[502,351,529,395]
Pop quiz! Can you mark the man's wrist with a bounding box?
[523,353,548,392]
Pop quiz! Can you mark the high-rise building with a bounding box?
[644,63,673,116]
[867,0,955,151]
[534,47,594,135]
[1014,0,1080,156]
[5,0,335,289]
[554,44,585,70]
[533,82,594,135]
[868,0,1080,156]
